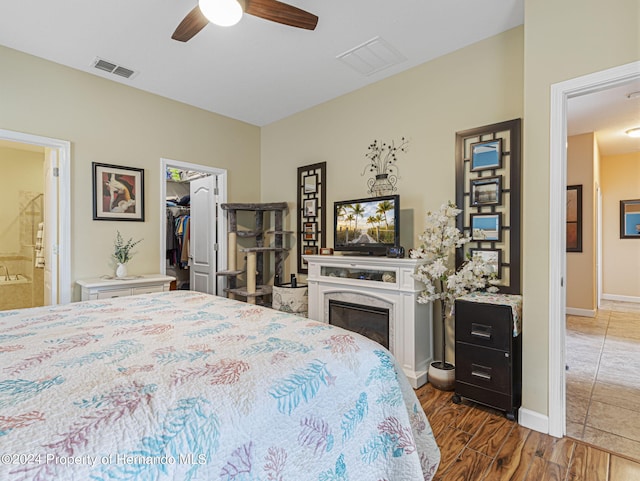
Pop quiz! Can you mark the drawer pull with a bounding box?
[471,370,492,381]
[471,363,492,381]
[470,323,493,340]
[471,330,492,339]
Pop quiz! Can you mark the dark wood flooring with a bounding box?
[416,383,640,481]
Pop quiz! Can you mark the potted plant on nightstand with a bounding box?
[411,202,496,390]
[113,231,142,278]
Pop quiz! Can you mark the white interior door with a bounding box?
[190,175,217,294]
[43,148,58,305]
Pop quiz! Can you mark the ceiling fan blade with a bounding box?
[172,6,209,42]
[245,0,318,30]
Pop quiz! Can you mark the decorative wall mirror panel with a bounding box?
[455,119,522,294]
[297,162,326,274]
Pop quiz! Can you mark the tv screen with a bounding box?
[334,195,400,255]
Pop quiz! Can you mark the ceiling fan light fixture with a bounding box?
[199,0,243,27]
[625,127,640,138]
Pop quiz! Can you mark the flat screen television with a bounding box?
[334,194,400,255]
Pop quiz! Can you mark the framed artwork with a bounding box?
[303,222,317,240]
[470,175,502,206]
[470,248,502,278]
[92,162,144,221]
[303,198,317,218]
[470,139,502,171]
[566,185,583,251]
[470,213,502,241]
[620,199,640,239]
[303,174,318,194]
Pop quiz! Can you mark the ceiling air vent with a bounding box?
[91,57,137,79]
[336,37,406,77]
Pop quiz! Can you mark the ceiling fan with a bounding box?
[172,0,318,42]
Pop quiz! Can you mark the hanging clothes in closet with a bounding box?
[166,203,190,268]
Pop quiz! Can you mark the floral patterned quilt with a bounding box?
[0,291,440,480]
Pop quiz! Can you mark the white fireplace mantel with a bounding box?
[304,255,433,388]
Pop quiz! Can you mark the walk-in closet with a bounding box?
[165,167,212,290]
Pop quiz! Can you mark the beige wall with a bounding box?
[262,27,525,362]
[601,152,640,298]
[523,0,639,415]
[566,133,597,311]
[262,26,524,264]
[0,146,44,254]
[0,45,261,300]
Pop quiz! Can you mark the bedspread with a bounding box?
[0,291,440,480]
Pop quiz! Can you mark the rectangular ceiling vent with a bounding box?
[336,37,406,77]
[91,57,137,79]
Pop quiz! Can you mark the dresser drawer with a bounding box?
[97,288,132,299]
[132,285,164,295]
[455,342,511,394]
[455,300,512,350]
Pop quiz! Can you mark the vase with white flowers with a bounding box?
[411,202,497,390]
[113,231,142,278]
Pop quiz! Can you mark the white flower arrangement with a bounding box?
[411,202,497,367]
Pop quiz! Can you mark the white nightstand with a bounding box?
[77,274,175,301]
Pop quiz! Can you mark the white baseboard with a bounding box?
[518,408,550,435]
[601,293,640,304]
[566,307,596,318]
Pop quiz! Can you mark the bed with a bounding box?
[0,290,440,480]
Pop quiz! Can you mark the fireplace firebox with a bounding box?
[329,299,389,348]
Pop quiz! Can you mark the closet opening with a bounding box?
[159,158,228,296]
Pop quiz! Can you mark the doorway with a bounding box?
[0,129,71,306]
[159,158,227,295]
[548,61,640,438]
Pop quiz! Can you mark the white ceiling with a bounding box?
[1,0,637,156]
[568,80,640,156]
[0,0,524,126]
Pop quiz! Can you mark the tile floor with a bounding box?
[566,300,640,462]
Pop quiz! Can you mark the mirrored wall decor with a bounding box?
[297,162,326,273]
[455,119,522,294]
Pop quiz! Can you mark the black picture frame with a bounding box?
[303,174,318,194]
[566,185,583,251]
[470,138,502,172]
[303,222,317,241]
[303,198,317,218]
[620,199,640,239]
[92,162,145,221]
[470,248,502,278]
[470,175,502,206]
[470,213,502,242]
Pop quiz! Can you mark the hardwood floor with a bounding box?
[416,383,640,481]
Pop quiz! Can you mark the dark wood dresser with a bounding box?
[452,295,522,420]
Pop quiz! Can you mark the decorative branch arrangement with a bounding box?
[362,137,408,196]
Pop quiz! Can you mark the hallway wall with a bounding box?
[566,133,598,313]
[601,151,640,299]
